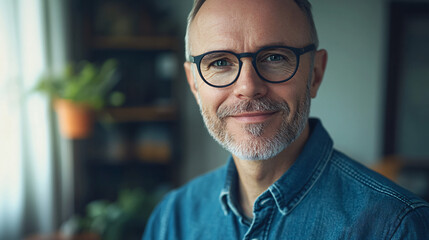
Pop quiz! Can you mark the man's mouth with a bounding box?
[229,111,277,123]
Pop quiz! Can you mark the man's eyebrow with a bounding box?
[203,43,285,53]
[198,42,294,55]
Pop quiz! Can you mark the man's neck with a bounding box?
[233,122,311,219]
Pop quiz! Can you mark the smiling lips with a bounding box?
[230,111,277,123]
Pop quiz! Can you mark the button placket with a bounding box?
[244,197,275,240]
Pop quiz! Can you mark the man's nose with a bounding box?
[233,59,268,100]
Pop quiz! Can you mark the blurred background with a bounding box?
[0,0,428,239]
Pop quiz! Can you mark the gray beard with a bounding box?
[198,90,311,161]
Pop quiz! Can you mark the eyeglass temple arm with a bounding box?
[299,44,316,55]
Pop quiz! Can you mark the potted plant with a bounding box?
[61,188,160,240]
[35,59,124,139]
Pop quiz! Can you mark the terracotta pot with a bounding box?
[54,99,94,139]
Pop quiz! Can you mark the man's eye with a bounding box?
[211,59,231,67]
[265,54,285,62]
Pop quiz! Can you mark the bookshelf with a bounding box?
[70,0,183,225]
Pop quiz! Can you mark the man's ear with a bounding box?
[184,61,200,104]
[310,49,328,98]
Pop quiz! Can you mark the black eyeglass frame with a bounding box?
[190,44,316,88]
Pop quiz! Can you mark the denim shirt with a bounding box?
[143,119,429,240]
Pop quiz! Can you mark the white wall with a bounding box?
[180,0,390,183]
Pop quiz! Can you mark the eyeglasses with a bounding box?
[190,44,316,88]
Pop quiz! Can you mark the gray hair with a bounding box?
[184,0,319,61]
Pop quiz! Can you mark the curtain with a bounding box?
[0,0,70,239]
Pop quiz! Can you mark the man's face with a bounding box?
[185,0,325,160]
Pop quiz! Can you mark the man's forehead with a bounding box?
[189,0,310,53]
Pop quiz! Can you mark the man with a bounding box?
[143,0,429,239]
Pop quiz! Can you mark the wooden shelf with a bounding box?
[89,159,171,168]
[105,105,178,122]
[26,232,99,240]
[91,36,179,51]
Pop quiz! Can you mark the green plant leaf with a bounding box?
[34,59,123,109]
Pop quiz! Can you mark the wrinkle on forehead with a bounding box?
[189,0,312,54]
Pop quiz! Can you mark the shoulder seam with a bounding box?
[389,205,429,239]
[330,153,423,209]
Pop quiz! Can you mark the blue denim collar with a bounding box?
[219,118,333,217]
[219,158,240,216]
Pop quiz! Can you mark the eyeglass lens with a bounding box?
[199,48,297,87]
